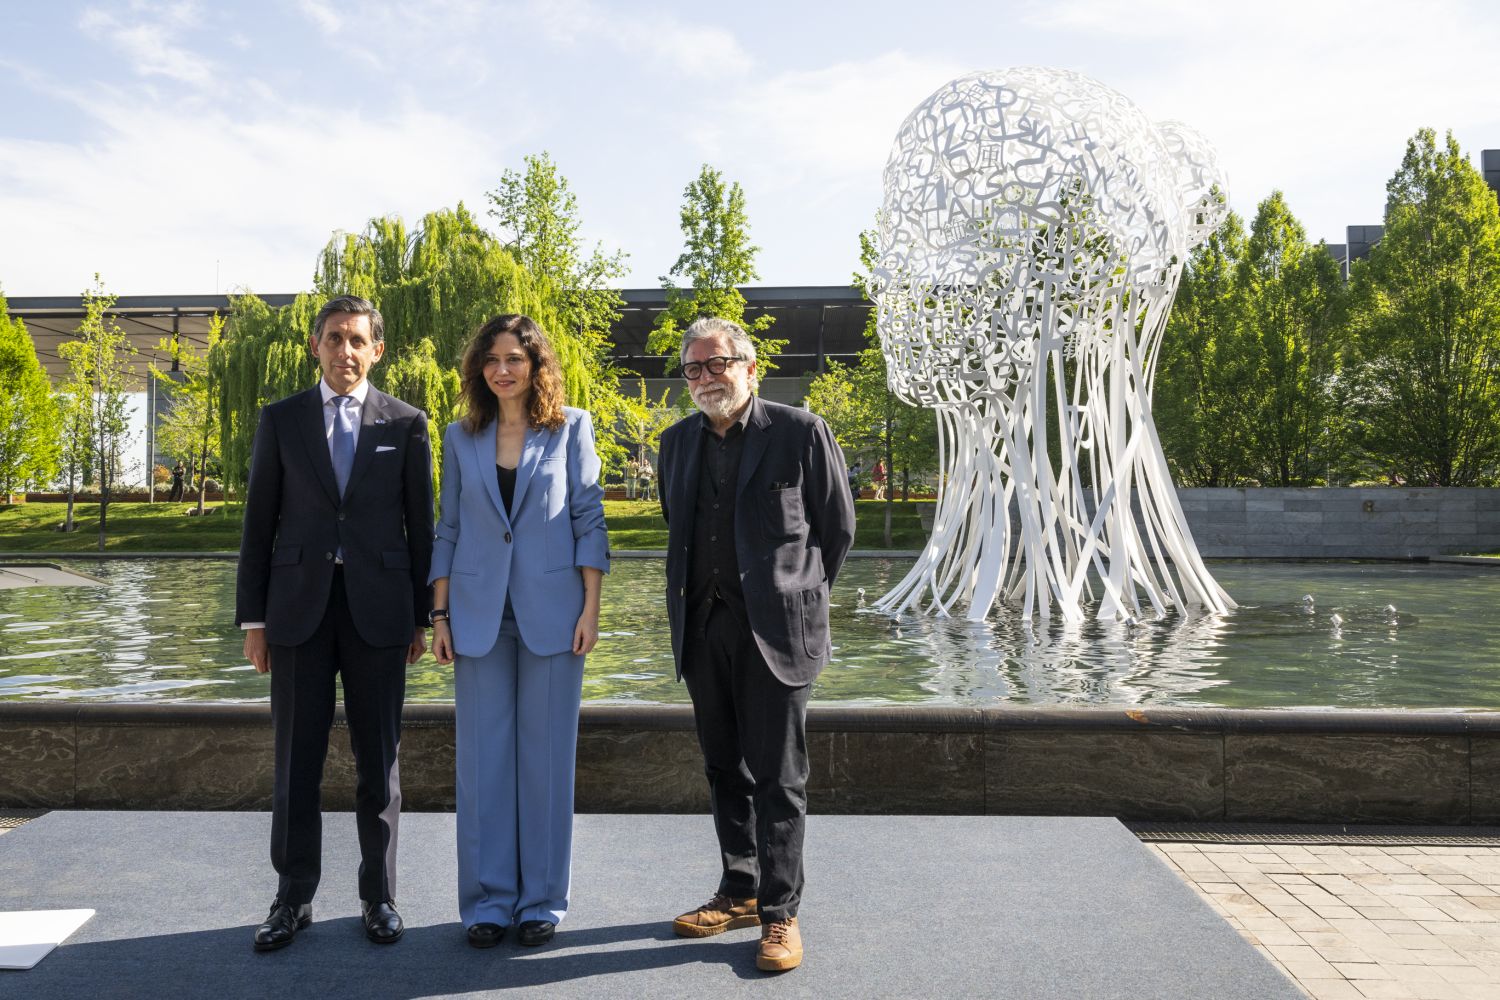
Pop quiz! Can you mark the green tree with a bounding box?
[58,275,136,549]
[488,153,633,478]
[1155,207,1254,486]
[217,203,631,490]
[0,293,61,496]
[647,165,786,372]
[806,231,937,545]
[1347,129,1500,485]
[1237,192,1346,486]
[151,313,224,514]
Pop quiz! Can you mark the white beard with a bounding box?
[694,383,750,423]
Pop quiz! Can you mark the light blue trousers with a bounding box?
[454,612,584,928]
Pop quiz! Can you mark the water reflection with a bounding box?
[0,558,1497,709]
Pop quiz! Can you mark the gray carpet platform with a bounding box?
[0,811,1299,998]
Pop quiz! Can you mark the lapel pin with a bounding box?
[374,417,388,425]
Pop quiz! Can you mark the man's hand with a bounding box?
[406,628,427,665]
[244,627,270,674]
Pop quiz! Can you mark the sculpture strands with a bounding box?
[872,67,1234,622]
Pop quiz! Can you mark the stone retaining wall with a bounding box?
[4,704,1497,825]
[1178,488,1500,558]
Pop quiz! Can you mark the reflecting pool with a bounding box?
[1,558,1497,709]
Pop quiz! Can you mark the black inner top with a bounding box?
[496,464,517,515]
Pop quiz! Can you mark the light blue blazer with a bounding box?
[429,407,610,658]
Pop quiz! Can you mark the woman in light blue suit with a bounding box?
[429,314,609,949]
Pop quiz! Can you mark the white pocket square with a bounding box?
[375,445,396,453]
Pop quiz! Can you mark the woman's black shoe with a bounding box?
[517,920,555,947]
[466,922,506,948]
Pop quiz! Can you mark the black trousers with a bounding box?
[682,600,811,923]
[269,569,406,905]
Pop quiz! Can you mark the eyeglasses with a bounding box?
[681,356,744,381]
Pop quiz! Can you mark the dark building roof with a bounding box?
[5,286,874,386]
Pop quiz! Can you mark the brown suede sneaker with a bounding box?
[671,894,760,938]
[756,916,802,972]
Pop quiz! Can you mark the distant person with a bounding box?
[657,317,855,973]
[871,459,887,500]
[637,457,655,501]
[169,461,185,501]
[428,314,609,950]
[847,460,862,498]
[236,295,433,952]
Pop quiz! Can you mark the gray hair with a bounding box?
[313,295,385,343]
[680,317,758,390]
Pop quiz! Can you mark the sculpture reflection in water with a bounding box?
[868,591,1234,706]
[871,67,1235,623]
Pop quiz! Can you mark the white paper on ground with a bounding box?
[0,910,96,970]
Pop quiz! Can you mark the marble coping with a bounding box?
[2,704,1498,824]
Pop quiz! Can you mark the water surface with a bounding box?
[0,558,1496,709]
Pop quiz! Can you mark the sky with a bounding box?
[3,0,1499,298]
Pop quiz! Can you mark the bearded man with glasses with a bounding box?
[656,316,855,974]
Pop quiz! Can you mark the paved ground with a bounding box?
[6,811,1498,997]
[1150,840,1500,999]
[0,811,1297,999]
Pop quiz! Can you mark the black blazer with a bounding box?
[235,385,434,648]
[659,396,855,687]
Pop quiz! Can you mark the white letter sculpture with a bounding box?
[872,67,1234,622]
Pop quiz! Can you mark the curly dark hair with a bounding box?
[459,314,566,433]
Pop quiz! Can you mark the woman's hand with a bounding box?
[572,610,599,655]
[432,620,454,665]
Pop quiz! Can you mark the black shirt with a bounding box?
[686,405,751,636]
[496,464,516,515]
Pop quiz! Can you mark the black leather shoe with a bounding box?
[517,920,555,947]
[253,899,312,952]
[361,900,404,944]
[466,922,506,948]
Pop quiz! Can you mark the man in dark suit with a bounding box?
[236,295,433,951]
[657,316,855,973]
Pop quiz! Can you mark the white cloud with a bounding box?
[0,90,507,295]
[78,2,216,88]
[297,0,343,35]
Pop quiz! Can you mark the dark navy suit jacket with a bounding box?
[235,384,434,648]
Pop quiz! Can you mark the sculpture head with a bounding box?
[873,67,1227,409]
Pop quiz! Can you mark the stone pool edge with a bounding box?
[2,703,1496,824]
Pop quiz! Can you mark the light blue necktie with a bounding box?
[331,396,356,497]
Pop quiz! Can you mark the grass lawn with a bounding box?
[0,498,934,554]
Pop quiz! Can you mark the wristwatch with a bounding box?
[427,608,450,627]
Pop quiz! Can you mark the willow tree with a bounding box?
[214,292,320,493]
[0,294,60,496]
[647,165,785,372]
[219,203,627,490]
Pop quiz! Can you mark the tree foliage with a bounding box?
[806,231,937,544]
[1154,207,1254,486]
[488,153,632,475]
[152,313,224,513]
[647,165,786,372]
[1346,128,1500,485]
[58,275,136,548]
[1237,192,1347,486]
[216,199,635,490]
[0,293,61,495]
